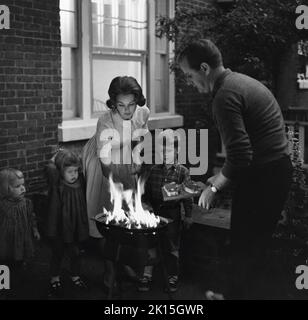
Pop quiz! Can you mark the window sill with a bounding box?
[58,114,184,142]
[148,114,183,131]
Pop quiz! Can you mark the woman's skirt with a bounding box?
[82,136,110,238]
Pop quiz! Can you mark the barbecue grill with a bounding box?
[94,213,174,299]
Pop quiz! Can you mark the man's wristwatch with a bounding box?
[210,184,218,193]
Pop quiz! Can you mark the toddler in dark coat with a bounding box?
[0,168,40,299]
[45,149,89,298]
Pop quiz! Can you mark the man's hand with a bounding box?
[198,172,230,210]
[183,216,193,229]
[207,172,230,191]
[198,186,216,210]
[207,175,217,186]
[33,229,41,241]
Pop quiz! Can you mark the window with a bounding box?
[59,0,181,142]
[91,0,147,114]
[60,0,79,120]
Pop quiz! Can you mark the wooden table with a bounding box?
[181,205,231,275]
[191,204,231,230]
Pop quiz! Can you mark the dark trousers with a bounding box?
[159,206,182,277]
[50,240,82,277]
[229,156,293,299]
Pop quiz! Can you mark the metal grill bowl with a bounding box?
[93,213,172,246]
[93,213,175,298]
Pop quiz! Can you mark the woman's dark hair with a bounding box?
[54,149,81,176]
[106,76,146,109]
[177,39,223,70]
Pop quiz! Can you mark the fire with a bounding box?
[103,174,160,229]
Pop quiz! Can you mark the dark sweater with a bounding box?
[212,69,289,180]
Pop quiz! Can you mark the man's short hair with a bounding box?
[177,39,223,70]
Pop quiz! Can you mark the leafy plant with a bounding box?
[156,0,308,91]
[274,125,308,247]
[285,125,308,220]
[157,1,308,219]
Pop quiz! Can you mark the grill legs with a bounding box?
[107,244,121,300]
[106,237,173,300]
[158,238,173,300]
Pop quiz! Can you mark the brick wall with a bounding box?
[0,0,62,192]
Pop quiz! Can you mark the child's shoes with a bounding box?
[71,277,88,291]
[137,275,152,292]
[47,280,63,299]
[205,290,224,300]
[164,275,178,293]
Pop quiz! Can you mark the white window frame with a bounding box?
[148,0,175,115]
[60,0,80,120]
[59,0,183,142]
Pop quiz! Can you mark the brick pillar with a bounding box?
[0,0,62,192]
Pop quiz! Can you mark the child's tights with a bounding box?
[50,240,81,277]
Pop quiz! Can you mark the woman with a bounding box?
[82,76,150,291]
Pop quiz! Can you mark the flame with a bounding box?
[103,174,160,229]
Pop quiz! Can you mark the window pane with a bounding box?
[61,47,72,79]
[91,0,147,51]
[103,2,113,47]
[61,48,77,119]
[118,0,126,48]
[60,0,77,47]
[62,79,76,120]
[92,58,142,111]
[130,0,147,50]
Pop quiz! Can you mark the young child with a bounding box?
[139,130,193,292]
[45,149,89,298]
[0,168,40,298]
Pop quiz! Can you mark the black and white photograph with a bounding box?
[1,0,308,307]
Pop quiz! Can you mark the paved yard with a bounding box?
[2,230,308,300]
[2,240,208,300]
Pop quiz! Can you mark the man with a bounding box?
[178,39,293,299]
